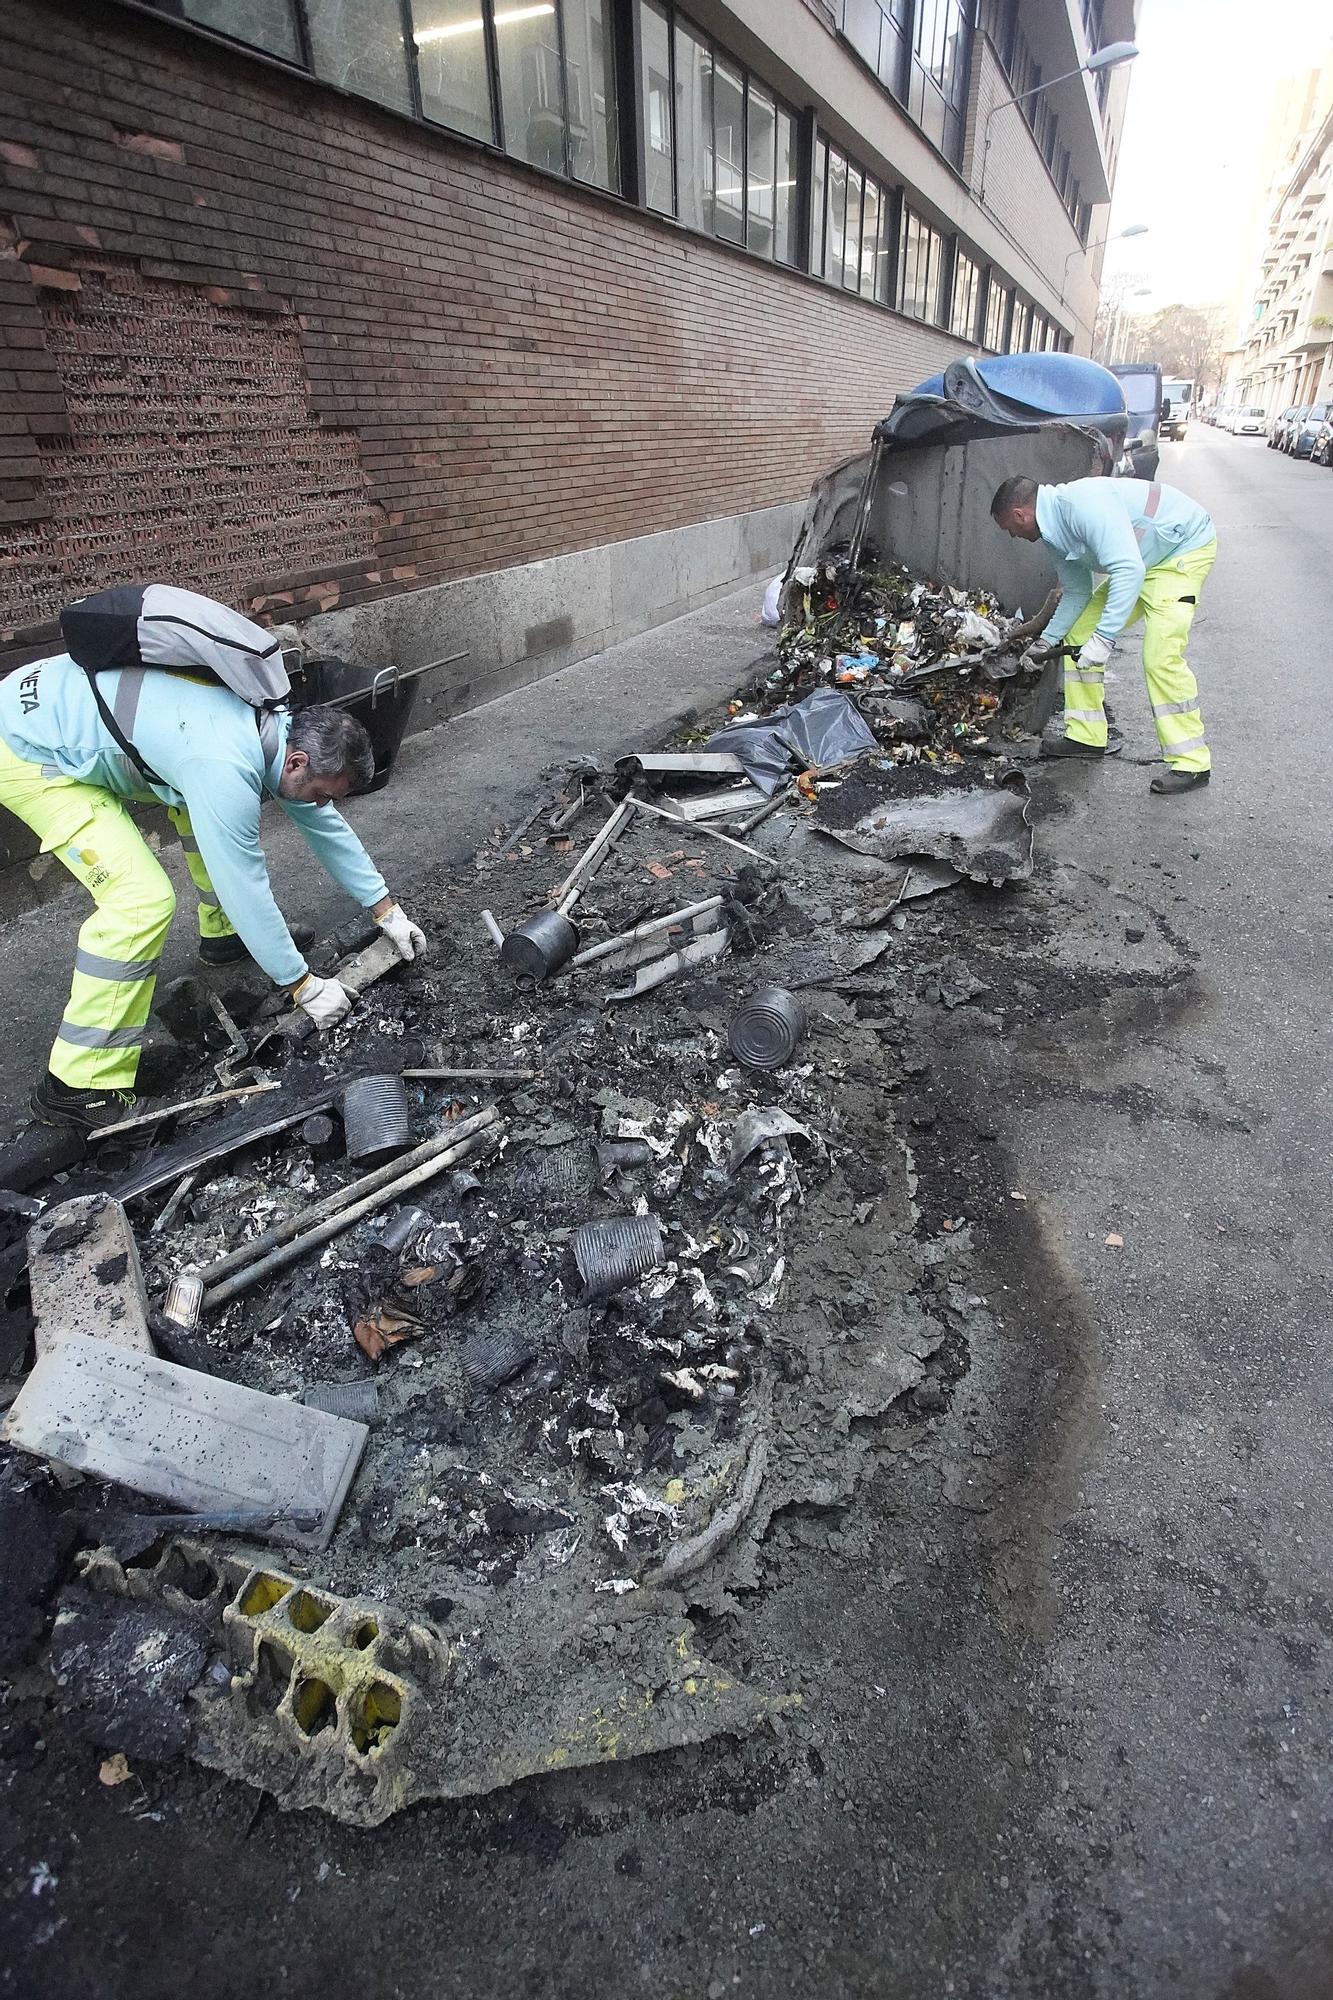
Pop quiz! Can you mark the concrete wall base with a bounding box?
[293,500,803,733]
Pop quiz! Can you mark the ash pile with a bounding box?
[0,552,1046,1825]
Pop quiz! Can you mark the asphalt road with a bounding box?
[4,427,1332,1998]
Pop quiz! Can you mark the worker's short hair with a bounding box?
[990,475,1038,519]
[288,704,376,792]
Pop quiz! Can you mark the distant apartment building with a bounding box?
[0,0,1135,704]
[1226,55,1333,414]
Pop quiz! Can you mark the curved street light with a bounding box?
[1062,221,1149,301]
[978,42,1139,209]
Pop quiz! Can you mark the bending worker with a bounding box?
[990,473,1215,794]
[0,629,427,1132]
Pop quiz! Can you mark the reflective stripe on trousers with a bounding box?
[165,805,236,940]
[0,736,174,1089]
[1061,539,1216,771]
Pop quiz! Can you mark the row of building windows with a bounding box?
[639,2,801,265]
[809,134,1068,351]
[839,0,971,168]
[975,0,1092,241]
[137,0,1072,348]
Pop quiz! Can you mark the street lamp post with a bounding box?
[978,42,1139,211]
[1062,222,1148,303]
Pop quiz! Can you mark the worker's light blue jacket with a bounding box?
[1036,477,1217,647]
[0,654,387,989]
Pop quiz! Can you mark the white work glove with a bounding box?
[376,902,428,962]
[1077,633,1112,671]
[293,973,353,1029]
[1021,638,1058,666]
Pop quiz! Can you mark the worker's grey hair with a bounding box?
[288,705,377,792]
[990,475,1038,519]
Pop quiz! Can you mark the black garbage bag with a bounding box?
[705,688,876,795]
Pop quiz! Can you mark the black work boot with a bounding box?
[198,921,314,968]
[31,1071,136,1134]
[1040,734,1123,760]
[1150,769,1210,795]
[198,933,251,967]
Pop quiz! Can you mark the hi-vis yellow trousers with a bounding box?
[1062,539,1215,773]
[0,737,237,1089]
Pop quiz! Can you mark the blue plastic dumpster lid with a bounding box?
[911,352,1125,416]
[877,353,1127,451]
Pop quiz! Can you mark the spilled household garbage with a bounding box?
[0,539,1062,1826]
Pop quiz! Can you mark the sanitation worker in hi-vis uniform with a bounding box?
[0,585,428,1131]
[990,473,1216,794]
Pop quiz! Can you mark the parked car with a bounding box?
[1233,405,1267,436]
[1288,402,1329,457]
[1311,412,1333,465]
[1109,362,1161,478]
[1269,405,1301,447]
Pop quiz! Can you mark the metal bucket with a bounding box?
[342,1074,413,1164]
[572,1214,666,1301]
[499,909,580,984]
[728,985,808,1070]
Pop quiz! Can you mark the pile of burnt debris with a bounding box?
[0,564,1056,1824]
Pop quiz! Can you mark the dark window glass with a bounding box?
[497,2,568,173]
[565,0,620,191]
[412,0,494,143]
[860,175,882,300]
[827,147,849,288]
[983,278,1011,350]
[909,0,971,163]
[951,248,979,340]
[176,0,301,61]
[305,0,413,111]
[641,0,674,214]
[746,82,777,256]
[812,138,828,278]
[897,205,943,323]
[843,0,883,71]
[843,167,863,290]
[674,19,711,231]
[1012,298,1031,350]
[709,53,745,244]
[774,107,799,267]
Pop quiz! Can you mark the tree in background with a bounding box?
[1140,304,1231,397]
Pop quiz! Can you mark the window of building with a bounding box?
[906,0,972,163]
[983,276,1012,350]
[413,0,494,143]
[897,205,944,323]
[1011,298,1032,350]
[174,0,303,62]
[975,0,1013,66]
[641,0,675,213]
[840,0,912,99]
[951,248,980,341]
[306,0,414,113]
[640,6,798,266]
[813,137,895,304]
[489,0,620,187]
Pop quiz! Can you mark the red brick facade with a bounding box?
[0,0,971,655]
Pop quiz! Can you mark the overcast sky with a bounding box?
[1105,0,1332,321]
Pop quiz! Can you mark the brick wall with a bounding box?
[0,0,972,655]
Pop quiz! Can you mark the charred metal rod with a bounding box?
[630,795,775,868]
[564,896,725,972]
[733,784,794,838]
[551,797,635,911]
[199,1105,501,1289]
[130,1506,324,1535]
[402,1067,537,1081]
[95,1081,280,1140]
[151,1169,199,1236]
[203,1123,501,1310]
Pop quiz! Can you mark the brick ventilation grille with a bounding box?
[0,263,375,633]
